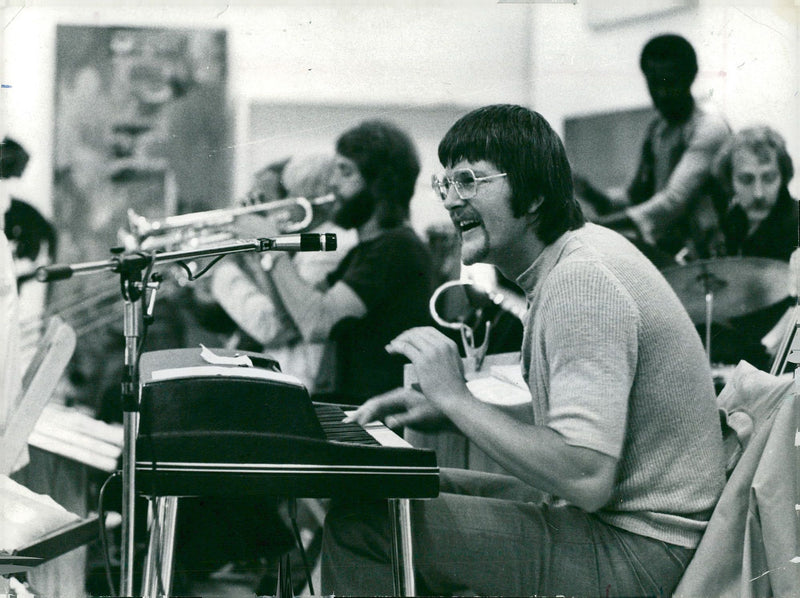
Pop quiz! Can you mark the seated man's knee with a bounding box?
[323,499,391,557]
[322,499,396,595]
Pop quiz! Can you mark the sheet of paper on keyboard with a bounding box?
[199,344,253,367]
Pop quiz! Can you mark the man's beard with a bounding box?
[332,188,376,229]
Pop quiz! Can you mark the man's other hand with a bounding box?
[343,387,448,433]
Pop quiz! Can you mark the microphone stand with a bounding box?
[36,237,285,597]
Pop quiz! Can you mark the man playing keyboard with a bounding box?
[322,105,726,597]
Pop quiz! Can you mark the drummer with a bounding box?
[693,125,797,369]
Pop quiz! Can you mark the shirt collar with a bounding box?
[515,224,591,296]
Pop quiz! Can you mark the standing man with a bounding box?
[323,105,726,597]
[231,120,434,405]
[575,34,730,263]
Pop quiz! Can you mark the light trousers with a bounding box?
[321,468,694,597]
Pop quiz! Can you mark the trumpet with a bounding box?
[123,193,337,250]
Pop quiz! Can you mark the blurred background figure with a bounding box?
[211,152,358,392]
[574,33,731,268]
[706,125,797,262]
[694,125,797,370]
[660,125,797,375]
[224,120,434,407]
[0,136,24,435]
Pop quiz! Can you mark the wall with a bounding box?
[3,1,798,229]
[2,1,534,232]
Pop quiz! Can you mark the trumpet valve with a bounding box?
[127,208,153,239]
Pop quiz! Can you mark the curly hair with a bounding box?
[335,120,420,228]
[640,34,698,86]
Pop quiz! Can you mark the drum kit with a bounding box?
[660,256,798,378]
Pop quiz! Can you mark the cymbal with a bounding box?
[661,257,790,324]
[0,555,43,574]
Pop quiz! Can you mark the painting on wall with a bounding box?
[49,25,231,419]
[52,25,230,269]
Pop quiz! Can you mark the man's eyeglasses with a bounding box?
[431,169,507,201]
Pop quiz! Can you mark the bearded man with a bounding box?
[232,120,434,405]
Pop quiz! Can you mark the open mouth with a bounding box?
[454,217,481,234]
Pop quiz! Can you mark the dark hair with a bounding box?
[640,34,698,85]
[5,199,57,262]
[712,125,794,197]
[437,104,584,244]
[336,120,420,227]
[0,136,30,178]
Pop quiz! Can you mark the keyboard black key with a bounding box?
[313,403,380,446]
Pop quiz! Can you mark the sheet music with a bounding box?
[27,404,123,473]
[0,475,81,552]
[467,375,530,406]
[199,344,253,367]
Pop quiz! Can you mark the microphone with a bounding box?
[263,233,337,252]
[36,264,73,282]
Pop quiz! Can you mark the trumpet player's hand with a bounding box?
[233,213,282,240]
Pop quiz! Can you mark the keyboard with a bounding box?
[134,348,439,500]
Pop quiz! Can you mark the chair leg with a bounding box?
[141,497,179,598]
[390,498,416,596]
[276,551,294,598]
